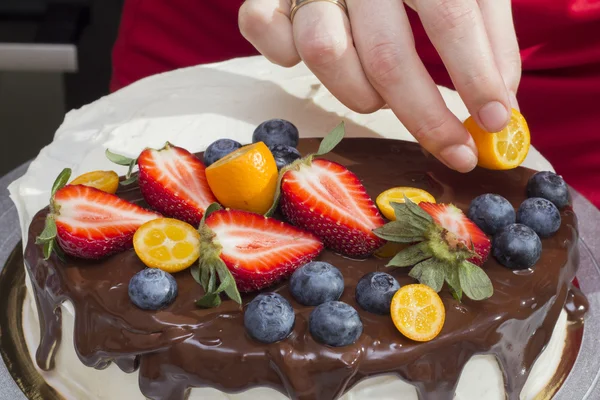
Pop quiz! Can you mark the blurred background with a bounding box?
[0,0,123,176]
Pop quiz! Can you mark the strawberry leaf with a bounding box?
[194,204,242,308]
[387,242,432,267]
[215,263,242,304]
[190,263,201,284]
[105,149,135,166]
[196,293,222,308]
[444,264,462,301]
[315,121,345,156]
[459,261,493,300]
[373,221,427,243]
[42,240,53,260]
[265,122,346,217]
[200,203,222,228]
[36,216,57,244]
[38,169,71,260]
[120,174,138,186]
[105,149,139,185]
[409,258,445,292]
[51,168,71,197]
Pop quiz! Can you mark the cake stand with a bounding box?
[1,162,599,400]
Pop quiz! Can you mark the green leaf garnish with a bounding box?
[36,216,57,244]
[458,261,493,300]
[105,149,138,185]
[51,168,71,197]
[409,258,445,292]
[192,202,242,308]
[386,242,431,267]
[315,121,345,156]
[372,220,427,243]
[375,197,493,301]
[444,264,462,301]
[105,149,135,166]
[37,168,72,260]
[265,122,346,217]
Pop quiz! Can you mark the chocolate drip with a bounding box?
[23,139,587,400]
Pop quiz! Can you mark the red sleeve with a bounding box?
[111,0,257,92]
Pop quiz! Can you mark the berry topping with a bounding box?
[36,169,160,260]
[289,261,344,306]
[129,268,178,310]
[309,301,363,347]
[193,205,323,308]
[269,144,302,170]
[419,202,491,266]
[526,171,569,209]
[464,108,530,170]
[252,119,299,148]
[244,293,295,344]
[205,142,278,214]
[203,138,242,167]
[133,218,201,273]
[280,158,385,258]
[391,284,445,342]
[136,143,217,226]
[467,194,515,235]
[516,197,561,238]
[355,272,401,315]
[492,223,542,270]
[374,199,493,301]
[70,170,119,194]
[376,187,436,221]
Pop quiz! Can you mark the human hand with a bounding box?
[239,0,521,172]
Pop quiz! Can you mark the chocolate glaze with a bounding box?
[24,139,586,400]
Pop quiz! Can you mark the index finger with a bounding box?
[348,0,478,173]
[415,0,512,133]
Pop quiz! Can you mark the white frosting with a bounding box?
[10,55,559,400]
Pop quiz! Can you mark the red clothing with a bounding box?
[112,0,600,208]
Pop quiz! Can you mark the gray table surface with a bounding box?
[0,163,599,400]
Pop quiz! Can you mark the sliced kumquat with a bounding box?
[390,284,446,342]
[464,108,531,170]
[70,170,120,194]
[205,142,278,215]
[133,218,200,273]
[376,187,436,221]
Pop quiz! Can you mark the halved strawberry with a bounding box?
[201,209,323,293]
[38,181,160,259]
[136,143,217,226]
[419,202,491,265]
[279,159,385,258]
[373,198,493,301]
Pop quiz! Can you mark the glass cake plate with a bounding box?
[0,163,599,400]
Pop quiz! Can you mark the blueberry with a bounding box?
[467,194,516,235]
[252,119,299,148]
[244,293,295,344]
[527,171,569,209]
[355,272,400,315]
[203,139,242,167]
[309,301,363,347]
[289,261,344,306]
[492,223,542,270]
[269,144,302,170]
[128,269,178,310]
[516,197,561,238]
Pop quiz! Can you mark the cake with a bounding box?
[9,56,587,400]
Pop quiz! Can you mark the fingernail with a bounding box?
[440,145,477,173]
[478,101,509,132]
[509,92,520,111]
